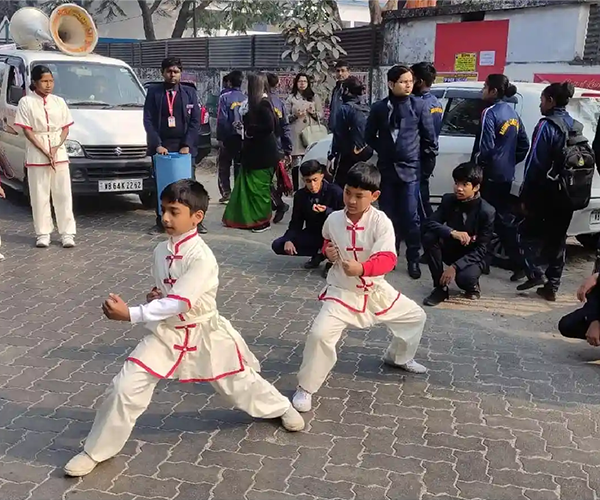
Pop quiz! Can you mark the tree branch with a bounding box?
[149,0,163,15]
[171,0,212,38]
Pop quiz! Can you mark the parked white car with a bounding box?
[302,82,600,249]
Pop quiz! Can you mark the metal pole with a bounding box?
[192,0,197,37]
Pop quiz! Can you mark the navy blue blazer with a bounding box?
[143,83,201,156]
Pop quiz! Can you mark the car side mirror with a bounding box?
[9,85,23,104]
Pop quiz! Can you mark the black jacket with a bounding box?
[242,99,282,171]
[423,193,496,271]
[330,96,371,160]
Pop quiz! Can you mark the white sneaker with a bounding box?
[292,388,312,413]
[281,406,305,432]
[398,359,428,374]
[64,452,98,477]
[61,235,75,248]
[36,235,50,248]
[0,253,4,261]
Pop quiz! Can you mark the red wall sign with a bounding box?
[534,73,600,91]
[434,20,509,81]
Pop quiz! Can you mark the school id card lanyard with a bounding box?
[166,90,177,128]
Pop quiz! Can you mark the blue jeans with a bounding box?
[379,175,421,264]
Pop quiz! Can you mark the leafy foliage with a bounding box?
[280,0,346,88]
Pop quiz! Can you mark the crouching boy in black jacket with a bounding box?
[422,162,496,306]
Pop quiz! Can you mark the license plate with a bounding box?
[98,179,143,192]
[591,210,600,223]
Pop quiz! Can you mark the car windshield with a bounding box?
[34,61,145,107]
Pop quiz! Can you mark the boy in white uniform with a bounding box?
[293,162,428,412]
[65,179,304,477]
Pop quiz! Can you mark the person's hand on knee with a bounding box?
[586,320,600,347]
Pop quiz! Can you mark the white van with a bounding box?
[303,82,600,249]
[0,48,155,207]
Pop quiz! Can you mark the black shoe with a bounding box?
[510,269,526,282]
[148,224,165,235]
[423,287,449,307]
[464,290,481,300]
[273,203,290,224]
[516,276,545,291]
[304,255,325,269]
[408,261,421,280]
[322,262,332,279]
[197,222,208,234]
[219,194,230,204]
[536,285,556,302]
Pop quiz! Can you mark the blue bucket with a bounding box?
[153,153,193,214]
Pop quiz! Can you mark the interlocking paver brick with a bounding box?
[1,174,600,499]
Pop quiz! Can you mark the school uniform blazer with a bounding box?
[423,193,496,271]
[143,83,201,157]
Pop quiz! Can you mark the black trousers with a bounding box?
[218,136,242,197]
[422,232,483,292]
[517,205,573,292]
[419,158,436,219]
[559,286,600,340]
[480,180,521,270]
[271,230,323,257]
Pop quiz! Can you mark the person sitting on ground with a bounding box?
[422,162,496,307]
[271,160,343,275]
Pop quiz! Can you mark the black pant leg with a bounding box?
[379,176,402,254]
[218,143,234,196]
[455,264,483,293]
[558,289,600,340]
[544,209,574,292]
[518,212,545,281]
[419,158,436,220]
[423,232,444,287]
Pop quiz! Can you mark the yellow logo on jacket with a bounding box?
[274,107,283,118]
[499,118,519,135]
[431,107,443,114]
[230,101,242,110]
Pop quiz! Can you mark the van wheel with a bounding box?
[576,233,600,250]
[490,233,513,270]
[139,190,157,210]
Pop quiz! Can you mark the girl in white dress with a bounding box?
[14,65,76,248]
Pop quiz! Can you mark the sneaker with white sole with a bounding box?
[281,406,305,431]
[292,388,312,413]
[36,235,50,248]
[64,452,98,477]
[398,359,428,374]
[61,235,75,248]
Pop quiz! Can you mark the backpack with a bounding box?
[545,115,596,210]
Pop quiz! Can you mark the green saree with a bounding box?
[222,166,274,229]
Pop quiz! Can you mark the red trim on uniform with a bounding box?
[179,343,245,383]
[167,294,191,309]
[318,287,368,313]
[362,251,397,277]
[374,292,402,316]
[14,123,32,130]
[163,278,177,285]
[321,239,330,255]
[127,357,164,378]
[25,160,69,167]
[174,230,199,254]
[62,121,74,129]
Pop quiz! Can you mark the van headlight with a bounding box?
[65,140,84,157]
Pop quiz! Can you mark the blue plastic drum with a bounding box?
[153,153,193,214]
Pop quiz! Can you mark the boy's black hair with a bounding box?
[452,162,483,187]
[387,64,412,84]
[299,160,325,177]
[266,72,279,89]
[346,162,381,192]
[161,57,182,72]
[335,60,349,70]
[229,70,243,88]
[411,62,437,87]
[161,179,210,213]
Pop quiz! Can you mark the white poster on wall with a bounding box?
[480,51,496,67]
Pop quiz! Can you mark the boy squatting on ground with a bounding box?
[292,163,428,413]
[64,179,304,477]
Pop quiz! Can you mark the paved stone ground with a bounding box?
[1,170,600,500]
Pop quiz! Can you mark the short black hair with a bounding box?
[335,60,349,70]
[30,65,52,91]
[387,65,412,83]
[342,76,365,96]
[346,162,380,192]
[300,160,324,177]
[161,57,182,72]
[222,73,231,85]
[452,162,483,187]
[266,72,279,89]
[411,62,437,87]
[160,179,210,213]
[229,70,243,88]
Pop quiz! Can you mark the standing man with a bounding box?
[266,73,293,224]
[143,57,203,234]
[366,65,438,279]
[216,70,245,204]
[328,60,350,132]
[411,62,443,219]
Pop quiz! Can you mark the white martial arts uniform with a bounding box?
[83,228,291,463]
[297,207,427,394]
[14,92,76,237]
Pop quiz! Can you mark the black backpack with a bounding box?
[545,115,596,210]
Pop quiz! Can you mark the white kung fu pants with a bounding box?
[83,360,291,463]
[297,294,427,394]
[27,165,76,237]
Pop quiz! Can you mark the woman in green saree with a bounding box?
[223,72,282,233]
